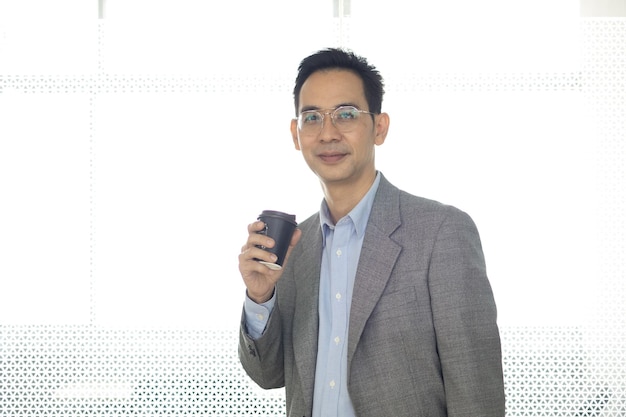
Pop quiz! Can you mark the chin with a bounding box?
[316,172,353,185]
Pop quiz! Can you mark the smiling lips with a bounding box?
[318,151,348,163]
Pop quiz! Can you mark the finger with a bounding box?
[242,234,275,255]
[240,245,278,265]
[239,251,281,287]
[247,220,266,234]
[245,235,275,254]
[281,228,302,266]
[290,228,302,247]
[239,253,273,275]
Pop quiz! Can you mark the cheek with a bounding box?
[353,135,377,157]
[296,135,316,153]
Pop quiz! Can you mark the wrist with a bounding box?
[247,288,275,304]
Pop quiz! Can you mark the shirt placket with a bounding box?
[321,219,351,415]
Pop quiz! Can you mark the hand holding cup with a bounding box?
[239,211,300,304]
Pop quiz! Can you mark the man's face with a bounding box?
[290,69,388,190]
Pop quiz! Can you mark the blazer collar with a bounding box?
[347,174,403,368]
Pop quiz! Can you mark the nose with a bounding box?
[318,112,341,142]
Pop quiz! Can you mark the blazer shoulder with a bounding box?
[381,179,461,213]
[402,191,479,230]
[375,179,478,239]
[371,174,478,236]
[402,191,470,216]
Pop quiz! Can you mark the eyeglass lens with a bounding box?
[298,106,363,133]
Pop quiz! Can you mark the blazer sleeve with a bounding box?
[238,303,286,390]
[429,207,506,417]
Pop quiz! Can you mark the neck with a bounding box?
[321,171,377,224]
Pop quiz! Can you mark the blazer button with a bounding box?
[248,344,256,357]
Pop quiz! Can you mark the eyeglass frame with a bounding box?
[295,105,377,134]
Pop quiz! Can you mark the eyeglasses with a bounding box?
[296,106,375,135]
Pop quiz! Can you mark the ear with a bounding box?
[290,119,301,150]
[374,112,390,146]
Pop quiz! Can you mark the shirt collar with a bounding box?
[319,172,382,245]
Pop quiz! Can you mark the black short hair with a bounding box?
[293,48,385,116]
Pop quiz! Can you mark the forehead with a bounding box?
[298,69,367,111]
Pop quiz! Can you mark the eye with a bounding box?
[301,111,322,124]
[334,107,359,121]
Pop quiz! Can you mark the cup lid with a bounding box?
[258,210,297,226]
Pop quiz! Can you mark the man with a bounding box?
[238,48,505,417]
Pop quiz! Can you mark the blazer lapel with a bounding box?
[347,176,402,368]
[292,217,322,412]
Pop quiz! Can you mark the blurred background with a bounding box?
[0,0,624,415]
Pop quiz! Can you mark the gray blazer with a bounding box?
[239,174,505,417]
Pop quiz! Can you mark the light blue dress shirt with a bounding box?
[245,172,381,417]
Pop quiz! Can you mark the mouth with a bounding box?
[318,152,348,164]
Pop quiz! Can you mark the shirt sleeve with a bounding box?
[243,291,276,339]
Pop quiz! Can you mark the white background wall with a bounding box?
[0,1,624,415]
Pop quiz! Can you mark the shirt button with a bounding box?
[335,293,342,301]
[329,380,336,388]
[334,336,340,345]
[256,314,264,321]
[336,248,342,257]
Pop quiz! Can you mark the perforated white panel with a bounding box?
[1,12,624,417]
[1,327,285,416]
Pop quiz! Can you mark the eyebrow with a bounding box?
[299,103,361,113]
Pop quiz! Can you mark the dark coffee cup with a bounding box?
[255,210,298,270]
